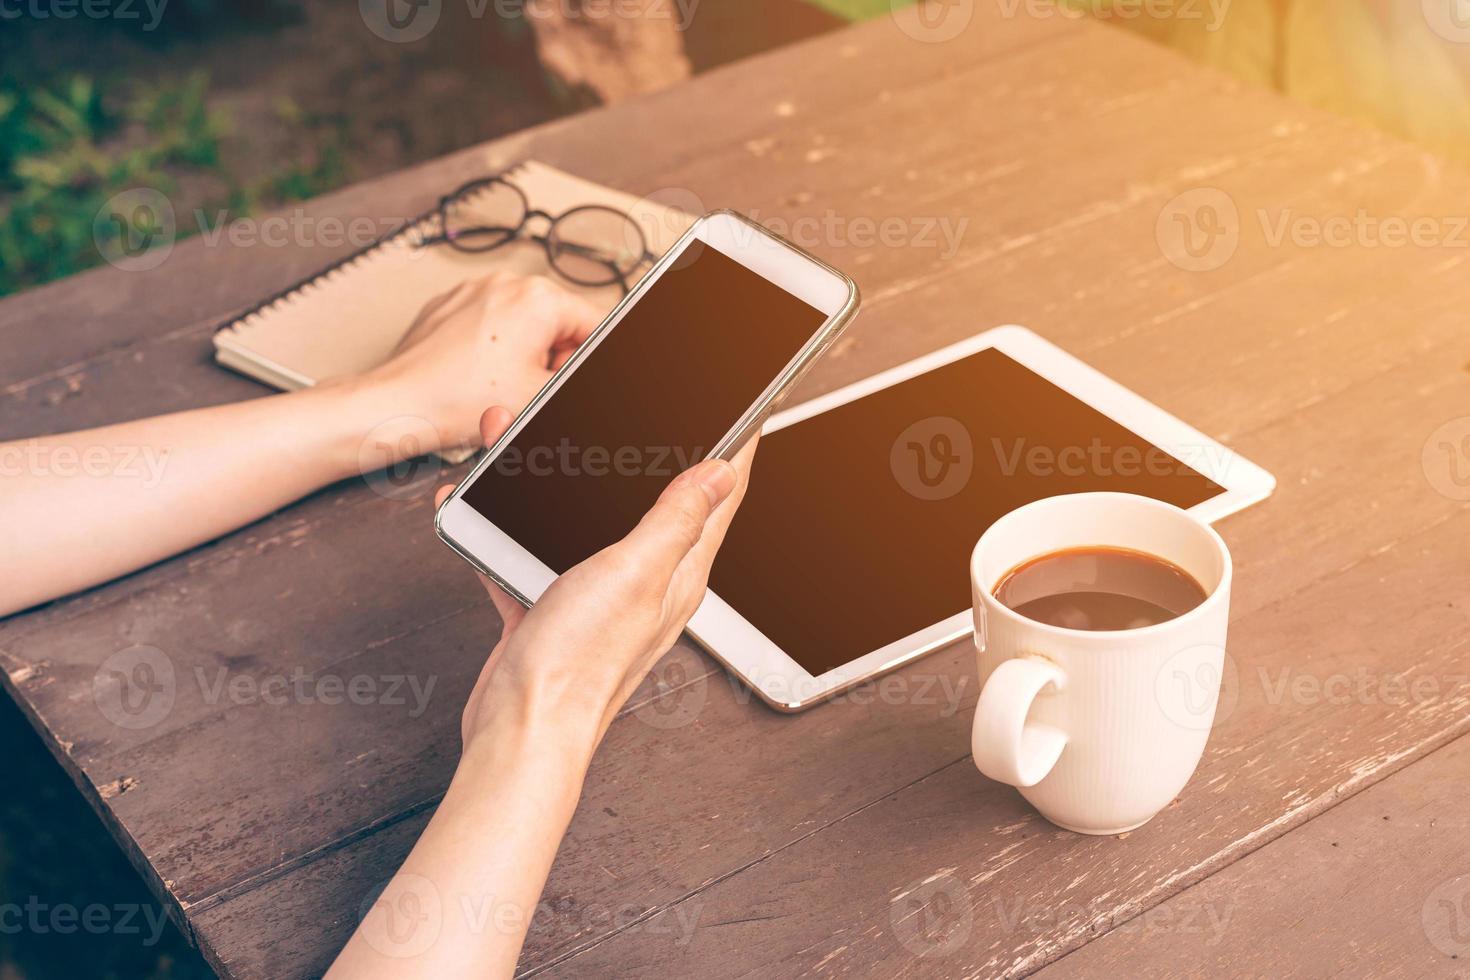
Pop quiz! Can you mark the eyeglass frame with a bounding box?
[415,174,658,295]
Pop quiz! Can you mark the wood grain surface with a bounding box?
[1035,733,1470,979]
[3,4,1469,978]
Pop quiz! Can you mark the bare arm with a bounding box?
[0,273,601,618]
[329,408,756,978]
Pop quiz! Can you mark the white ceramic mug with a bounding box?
[969,492,1232,835]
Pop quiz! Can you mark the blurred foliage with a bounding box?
[805,0,906,19]
[1069,0,1470,164]
[0,75,198,295]
[0,75,348,297]
[257,113,349,204]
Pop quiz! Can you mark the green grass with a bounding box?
[0,74,216,294]
[0,75,351,297]
[802,0,911,22]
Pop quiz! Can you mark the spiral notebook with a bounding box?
[212,161,695,460]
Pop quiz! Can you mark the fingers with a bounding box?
[727,431,760,481]
[429,405,511,506]
[433,481,528,630]
[537,282,602,359]
[400,279,478,347]
[429,273,600,370]
[478,405,516,448]
[664,436,759,613]
[612,458,739,588]
[483,578,529,633]
[683,435,758,563]
[631,440,759,655]
[434,404,529,632]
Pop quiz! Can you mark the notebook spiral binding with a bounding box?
[214,163,527,336]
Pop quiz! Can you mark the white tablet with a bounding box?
[687,326,1275,711]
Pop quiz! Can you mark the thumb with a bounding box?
[615,459,739,586]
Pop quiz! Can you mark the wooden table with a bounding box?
[5,5,1470,977]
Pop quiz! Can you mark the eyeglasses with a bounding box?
[415,174,657,295]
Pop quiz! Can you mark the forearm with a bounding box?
[0,379,414,617]
[329,683,600,979]
[328,428,749,979]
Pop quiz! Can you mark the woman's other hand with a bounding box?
[357,272,602,457]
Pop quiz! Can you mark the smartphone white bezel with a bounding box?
[435,209,859,607]
[682,325,1276,712]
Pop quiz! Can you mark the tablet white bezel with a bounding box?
[682,325,1275,711]
[436,210,859,606]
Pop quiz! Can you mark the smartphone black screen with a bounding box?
[462,240,829,573]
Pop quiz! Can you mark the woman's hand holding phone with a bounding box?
[331,410,756,980]
[434,405,756,757]
[336,213,839,978]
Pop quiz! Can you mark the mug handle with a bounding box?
[971,656,1068,787]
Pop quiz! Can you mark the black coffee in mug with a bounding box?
[993,546,1207,632]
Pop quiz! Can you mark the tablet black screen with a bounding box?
[707,347,1224,676]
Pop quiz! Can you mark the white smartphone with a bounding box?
[435,209,860,604]
[685,326,1276,712]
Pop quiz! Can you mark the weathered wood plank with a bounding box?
[1036,733,1470,979]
